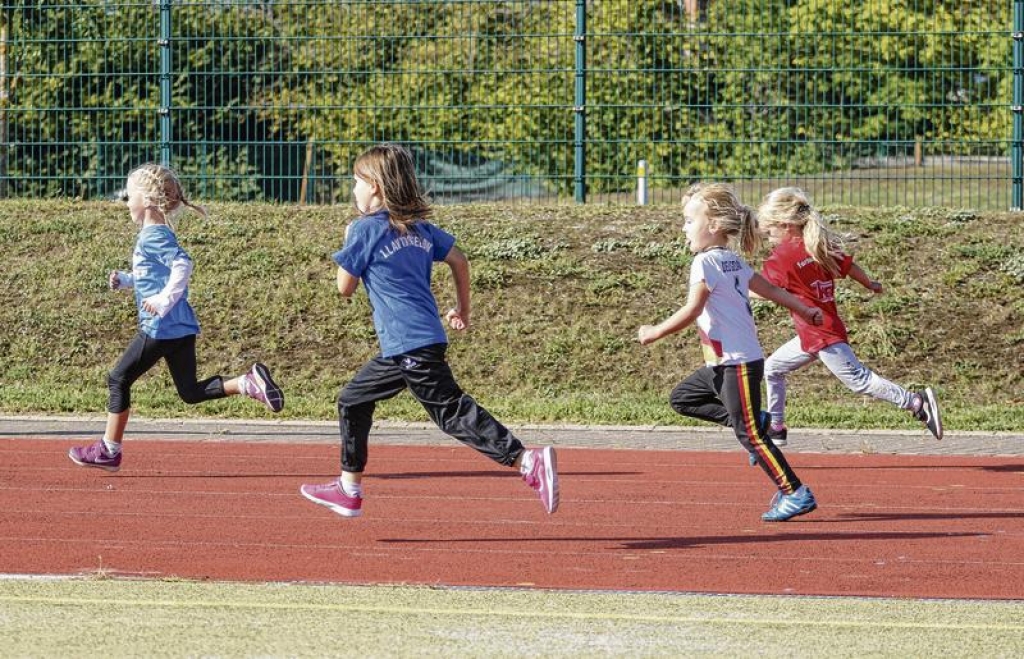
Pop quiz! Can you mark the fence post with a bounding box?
[159,0,172,168]
[1014,1,1024,210]
[300,137,315,206]
[573,0,586,203]
[95,140,105,198]
[0,7,8,199]
[636,160,648,205]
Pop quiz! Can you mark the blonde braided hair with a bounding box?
[127,163,206,229]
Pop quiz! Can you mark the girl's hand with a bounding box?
[446,307,469,331]
[108,270,121,290]
[141,295,170,317]
[802,306,824,326]
[638,325,659,345]
[868,280,883,295]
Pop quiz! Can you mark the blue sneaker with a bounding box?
[762,485,817,522]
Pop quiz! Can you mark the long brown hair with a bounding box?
[352,143,432,234]
[758,187,845,277]
[682,182,761,257]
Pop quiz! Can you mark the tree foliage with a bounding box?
[0,0,1011,200]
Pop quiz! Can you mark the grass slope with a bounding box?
[1,200,1021,431]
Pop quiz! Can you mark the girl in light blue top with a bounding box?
[68,163,284,473]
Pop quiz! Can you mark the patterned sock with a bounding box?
[910,393,923,413]
[102,438,121,456]
[238,373,253,397]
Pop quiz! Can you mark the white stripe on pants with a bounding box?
[764,337,916,424]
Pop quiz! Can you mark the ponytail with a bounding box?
[736,205,762,257]
[759,187,844,276]
[686,182,760,257]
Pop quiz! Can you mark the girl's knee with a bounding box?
[669,399,692,417]
[107,372,131,412]
[842,368,873,394]
[178,390,206,405]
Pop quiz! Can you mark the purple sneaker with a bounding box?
[522,446,559,514]
[242,362,284,413]
[300,481,363,518]
[68,440,121,473]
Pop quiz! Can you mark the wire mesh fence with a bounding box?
[0,1,1017,208]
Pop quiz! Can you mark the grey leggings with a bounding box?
[765,337,915,425]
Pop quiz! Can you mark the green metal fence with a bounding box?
[0,1,1018,208]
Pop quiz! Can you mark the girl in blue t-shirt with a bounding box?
[300,144,559,518]
[68,163,284,473]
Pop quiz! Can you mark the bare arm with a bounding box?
[336,266,359,298]
[443,245,471,331]
[749,273,823,326]
[847,261,883,294]
[638,281,710,345]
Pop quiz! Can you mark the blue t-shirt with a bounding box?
[333,211,456,358]
[132,224,200,339]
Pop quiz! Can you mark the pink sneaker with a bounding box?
[521,446,559,513]
[300,481,363,518]
[68,440,121,472]
[241,363,284,413]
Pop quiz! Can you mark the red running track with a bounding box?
[1,438,1022,599]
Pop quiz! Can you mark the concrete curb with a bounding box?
[2,415,1021,456]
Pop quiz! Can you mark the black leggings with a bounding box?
[337,343,525,473]
[107,332,226,413]
[669,360,803,495]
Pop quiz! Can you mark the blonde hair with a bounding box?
[758,187,844,277]
[352,143,432,234]
[127,163,206,228]
[682,182,761,256]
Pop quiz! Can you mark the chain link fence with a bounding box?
[0,1,1017,208]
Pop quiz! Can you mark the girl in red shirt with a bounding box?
[757,187,942,445]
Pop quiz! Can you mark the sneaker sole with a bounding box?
[68,450,120,473]
[253,363,285,413]
[762,501,817,522]
[924,387,943,440]
[542,446,559,514]
[300,486,362,518]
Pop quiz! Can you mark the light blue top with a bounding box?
[333,210,456,358]
[132,224,200,339]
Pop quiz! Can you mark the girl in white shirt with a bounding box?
[638,183,823,522]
